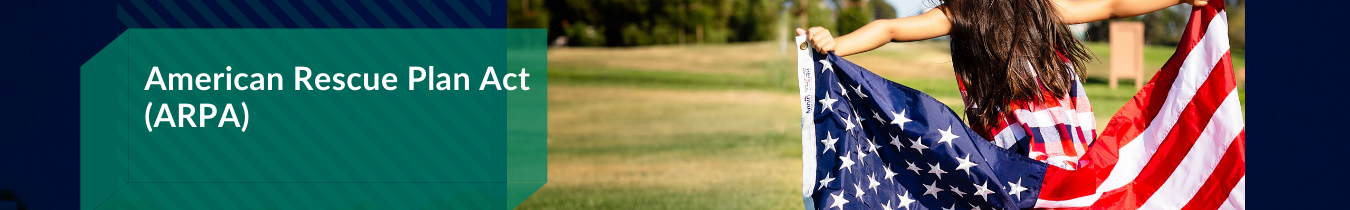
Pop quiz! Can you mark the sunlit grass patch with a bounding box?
[530,41,1245,209]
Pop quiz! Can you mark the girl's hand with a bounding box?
[796,27,835,54]
[1182,0,1208,6]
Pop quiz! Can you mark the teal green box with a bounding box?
[80,29,547,209]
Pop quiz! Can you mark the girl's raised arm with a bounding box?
[799,8,951,56]
[800,0,1208,56]
[1052,0,1208,24]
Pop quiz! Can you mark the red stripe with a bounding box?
[1058,124,1077,157]
[1036,4,1226,201]
[1180,130,1246,210]
[1089,52,1234,208]
[1144,3,1221,123]
[1041,207,1089,210]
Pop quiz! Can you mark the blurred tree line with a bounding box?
[508,0,894,47]
[1080,0,1244,53]
[509,0,1242,52]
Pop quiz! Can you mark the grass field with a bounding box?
[519,41,1244,209]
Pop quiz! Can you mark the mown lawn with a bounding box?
[522,41,1244,209]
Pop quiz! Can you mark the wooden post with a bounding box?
[1109,21,1144,90]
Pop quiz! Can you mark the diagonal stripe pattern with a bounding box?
[115,0,503,28]
[1034,3,1245,209]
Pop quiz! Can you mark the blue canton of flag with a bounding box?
[796,37,1049,210]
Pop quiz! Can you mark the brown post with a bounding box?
[1109,21,1144,90]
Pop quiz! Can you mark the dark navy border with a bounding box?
[1244,0,1350,208]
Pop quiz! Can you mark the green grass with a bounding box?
[530,41,1245,209]
[531,83,803,210]
[548,66,790,92]
[524,186,801,210]
[1080,42,1246,84]
[520,131,801,210]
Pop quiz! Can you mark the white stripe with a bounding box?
[1013,106,1074,128]
[1217,176,1245,210]
[1026,108,1057,128]
[1077,111,1096,133]
[1036,10,1229,208]
[1059,107,1087,154]
[795,35,819,210]
[1138,90,1243,209]
[991,124,1026,149]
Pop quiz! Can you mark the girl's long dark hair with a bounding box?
[937,0,1093,133]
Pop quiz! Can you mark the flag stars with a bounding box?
[852,84,869,98]
[829,191,849,210]
[851,110,865,130]
[818,173,835,190]
[809,52,1078,210]
[841,115,856,131]
[855,145,868,166]
[854,109,864,123]
[883,164,899,182]
[838,83,851,101]
[897,192,916,210]
[922,181,945,199]
[819,60,834,73]
[955,154,979,176]
[868,174,882,193]
[820,132,839,154]
[889,135,905,153]
[937,125,960,146]
[973,181,996,201]
[819,94,839,113]
[854,183,868,198]
[927,162,948,180]
[950,185,967,197]
[867,137,881,153]
[1008,178,1029,198]
[909,137,929,155]
[839,153,856,173]
[891,110,913,130]
[905,160,923,175]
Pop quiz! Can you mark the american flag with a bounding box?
[798,2,1244,210]
[796,39,1051,209]
[1035,2,1245,209]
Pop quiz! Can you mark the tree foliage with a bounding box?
[506,0,894,47]
[513,0,786,46]
[835,0,874,35]
[1082,0,1244,52]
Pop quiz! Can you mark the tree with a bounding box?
[871,0,897,20]
[537,0,786,46]
[836,0,874,35]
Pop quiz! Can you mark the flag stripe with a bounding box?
[1036,10,1229,202]
[1035,5,1234,208]
[1137,87,1242,209]
[1216,176,1245,210]
[1180,131,1246,210]
[1092,50,1233,208]
[1098,10,1230,193]
[1143,3,1222,124]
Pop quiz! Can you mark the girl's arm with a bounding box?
[1052,0,1209,24]
[798,0,1208,55]
[798,8,951,56]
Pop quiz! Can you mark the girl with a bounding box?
[797,0,1209,169]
